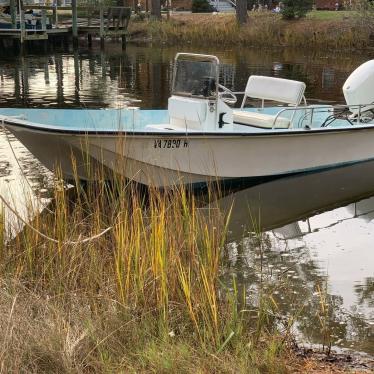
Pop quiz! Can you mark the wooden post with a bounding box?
[41,9,47,31]
[87,6,92,47]
[55,54,64,104]
[73,49,80,95]
[10,0,16,29]
[236,0,248,25]
[72,0,78,46]
[40,10,47,51]
[99,6,105,49]
[151,0,161,19]
[14,64,20,100]
[13,39,19,54]
[53,5,58,28]
[20,8,25,47]
[101,51,106,78]
[21,56,29,97]
[121,34,126,50]
[88,8,92,27]
[63,34,69,50]
[44,60,50,84]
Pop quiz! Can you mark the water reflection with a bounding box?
[1,45,374,110]
[212,162,374,354]
[0,129,51,237]
[0,46,174,109]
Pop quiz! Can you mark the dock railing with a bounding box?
[2,1,131,47]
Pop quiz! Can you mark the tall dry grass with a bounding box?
[0,162,291,373]
[128,12,373,50]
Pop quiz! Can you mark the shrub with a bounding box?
[281,0,313,19]
[192,0,214,13]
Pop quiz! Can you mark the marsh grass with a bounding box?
[315,281,334,355]
[128,12,373,50]
[0,159,296,372]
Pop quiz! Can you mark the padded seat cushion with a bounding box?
[244,76,306,106]
[233,110,290,129]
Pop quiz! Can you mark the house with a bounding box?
[315,0,341,10]
[137,0,192,11]
[170,0,192,10]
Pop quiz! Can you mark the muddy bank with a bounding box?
[293,346,374,373]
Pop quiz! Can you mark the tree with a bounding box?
[236,0,248,24]
[192,0,213,13]
[281,0,313,19]
[151,0,161,19]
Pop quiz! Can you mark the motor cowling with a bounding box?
[343,60,374,116]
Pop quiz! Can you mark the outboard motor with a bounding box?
[343,60,374,117]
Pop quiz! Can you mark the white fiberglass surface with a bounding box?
[0,106,370,133]
[0,108,169,131]
[235,105,374,129]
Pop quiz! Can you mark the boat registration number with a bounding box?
[153,139,189,149]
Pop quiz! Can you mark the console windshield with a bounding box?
[172,56,218,99]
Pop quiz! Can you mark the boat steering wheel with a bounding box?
[218,84,237,105]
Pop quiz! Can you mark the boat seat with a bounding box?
[235,75,306,129]
[233,110,291,129]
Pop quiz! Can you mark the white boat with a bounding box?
[2,53,374,187]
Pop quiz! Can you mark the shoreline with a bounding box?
[0,179,373,372]
[127,12,374,51]
[293,345,374,373]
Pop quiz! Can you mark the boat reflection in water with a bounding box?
[205,161,374,355]
[210,160,374,237]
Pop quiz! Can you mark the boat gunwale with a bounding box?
[4,117,374,137]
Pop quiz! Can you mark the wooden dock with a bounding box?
[0,2,131,52]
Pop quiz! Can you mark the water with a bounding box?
[0,44,373,355]
[215,161,374,355]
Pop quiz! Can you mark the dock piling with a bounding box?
[41,10,47,31]
[0,4,131,53]
[52,6,58,28]
[10,0,16,29]
[72,0,78,46]
[87,34,92,47]
[20,9,25,45]
[99,6,105,48]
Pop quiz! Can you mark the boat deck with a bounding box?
[0,106,370,135]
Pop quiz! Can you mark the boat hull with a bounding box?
[5,121,374,187]
[2,125,111,181]
[69,127,374,186]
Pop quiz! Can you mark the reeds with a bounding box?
[0,156,292,372]
[128,12,373,50]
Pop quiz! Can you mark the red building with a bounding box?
[315,0,341,10]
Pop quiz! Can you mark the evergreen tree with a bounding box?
[191,0,213,12]
[281,0,312,19]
